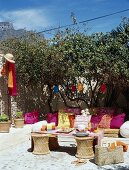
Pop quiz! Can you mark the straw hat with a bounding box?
[4,53,15,63]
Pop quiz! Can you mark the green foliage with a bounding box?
[0,114,9,122]
[15,112,23,119]
[1,18,129,110]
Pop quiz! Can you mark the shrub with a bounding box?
[0,114,9,122]
[14,111,24,119]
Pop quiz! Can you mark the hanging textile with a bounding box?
[77,82,83,92]
[1,61,17,96]
[71,85,77,93]
[8,62,17,96]
[99,83,107,93]
[53,85,59,93]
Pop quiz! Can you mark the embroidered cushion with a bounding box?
[24,111,39,124]
[90,114,103,127]
[98,114,113,128]
[110,113,125,129]
[58,111,70,128]
[46,112,58,126]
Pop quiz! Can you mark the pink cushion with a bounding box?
[24,111,39,124]
[110,113,126,129]
[90,114,103,127]
[46,112,58,126]
[97,107,116,115]
[64,108,81,115]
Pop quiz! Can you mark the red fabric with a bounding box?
[90,114,103,127]
[99,84,107,93]
[8,63,17,96]
[46,112,58,126]
[71,85,77,92]
[24,111,39,124]
[110,113,126,129]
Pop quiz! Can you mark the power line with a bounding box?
[38,8,129,34]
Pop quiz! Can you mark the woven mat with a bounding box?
[104,134,119,138]
[104,129,119,134]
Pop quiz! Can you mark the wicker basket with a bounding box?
[95,145,124,166]
[14,119,24,128]
[104,129,119,134]
[0,121,10,133]
[31,133,50,155]
[75,136,94,159]
[104,134,119,138]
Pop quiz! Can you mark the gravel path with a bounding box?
[0,125,129,170]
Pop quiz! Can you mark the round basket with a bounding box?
[31,133,50,155]
[14,119,24,128]
[0,121,11,133]
[75,136,94,159]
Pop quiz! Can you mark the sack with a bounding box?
[46,112,58,126]
[95,145,124,166]
[24,111,39,124]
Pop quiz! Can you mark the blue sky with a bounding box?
[0,0,129,37]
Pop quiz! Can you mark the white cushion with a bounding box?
[120,121,129,138]
[31,120,47,132]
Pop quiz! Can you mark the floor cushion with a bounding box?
[110,113,125,129]
[120,121,129,138]
[98,114,113,128]
[46,112,58,126]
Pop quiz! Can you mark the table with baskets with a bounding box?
[30,129,103,159]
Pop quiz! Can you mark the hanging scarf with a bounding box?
[77,82,83,92]
[8,63,17,96]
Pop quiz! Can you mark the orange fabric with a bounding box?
[108,141,128,152]
[8,63,13,88]
[98,114,112,128]
[77,82,83,91]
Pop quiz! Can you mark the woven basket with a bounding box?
[32,133,50,155]
[14,119,24,128]
[104,134,119,138]
[104,129,120,134]
[0,121,10,133]
[95,145,124,166]
[75,136,94,159]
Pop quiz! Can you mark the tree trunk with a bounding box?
[47,84,53,113]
